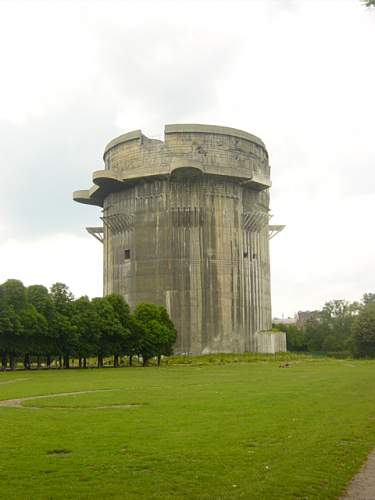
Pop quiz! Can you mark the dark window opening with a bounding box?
[252,253,257,259]
[124,249,131,260]
[243,251,248,258]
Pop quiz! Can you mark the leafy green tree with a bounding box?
[127,316,145,366]
[322,300,357,352]
[304,319,326,352]
[105,294,132,366]
[273,323,306,352]
[304,300,357,353]
[362,0,375,7]
[71,296,99,368]
[133,303,177,366]
[49,311,77,368]
[50,283,74,315]
[49,283,75,368]
[27,285,54,366]
[27,285,53,318]
[0,306,23,370]
[352,303,375,357]
[158,306,177,359]
[91,297,124,368]
[19,305,48,369]
[362,293,375,305]
[0,280,27,369]
[0,279,27,312]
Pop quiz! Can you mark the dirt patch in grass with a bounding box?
[90,404,142,410]
[46,449,72,457]
[0,378,31,385]
[0,389,120,409]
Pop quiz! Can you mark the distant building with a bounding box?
[295,310,320,329]
[273,317,296,325]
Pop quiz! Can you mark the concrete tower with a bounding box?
[74,124,286,354]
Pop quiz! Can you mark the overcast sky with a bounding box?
[0,0,374,317]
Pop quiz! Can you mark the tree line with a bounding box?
[274,293,375,357]
[0,279,177,370]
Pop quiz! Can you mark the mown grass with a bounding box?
[1,358,375,499]
[166,351,312,365]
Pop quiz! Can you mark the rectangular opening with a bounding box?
[124,249,131,260]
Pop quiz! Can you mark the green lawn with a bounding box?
[1,358,375,499]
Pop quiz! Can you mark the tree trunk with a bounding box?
[78,357,82,369]
[58,355,62,369]
[129,355,133,367]
[46,355,51,369]
[64,355,70,369]
[37,356,41,369]
[114,353,119,368]
[157,355,161,367]
[24,353,30,370]
[83,357,87,369]
[142,356,149,367]
[9,352,15,371]
[1,352,7,371]
[97,354,103,368]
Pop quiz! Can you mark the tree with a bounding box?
[133,303,177,366]
[50,283,74,316]
[0,280,27,369]
[362,0,375,7]
[362,293,375,306]
[27,285,54,366]
[49,311,77,368]
[71,296,99,368]
[27,285,53,318]
[305,300,357,353]
[105,294,132,366]
[0,279,27,312]
[304,318,326,352]
[19,305,48,369]
[273,323,306,352]
[352,303,375,357]
[0,306,23,370]
[158,306,177,359]
[91,297,124,368]
[49,283,75,368]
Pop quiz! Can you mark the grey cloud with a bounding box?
[92,22,240,121]
[0,97,115,239]
[0,14,239,241]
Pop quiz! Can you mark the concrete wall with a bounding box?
[74,124,285,354]
[256,331,287,354]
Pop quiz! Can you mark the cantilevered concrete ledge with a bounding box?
[75,124,271,208]
[92,170,123,188]
[73,186,103,207]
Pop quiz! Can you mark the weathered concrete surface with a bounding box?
[74,124,285,355]
[341,448,375,499]
[256,331,287,354]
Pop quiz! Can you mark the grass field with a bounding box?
[1,358,375,499]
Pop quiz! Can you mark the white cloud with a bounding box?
[0,0,374,315]
[0,234,102,299]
